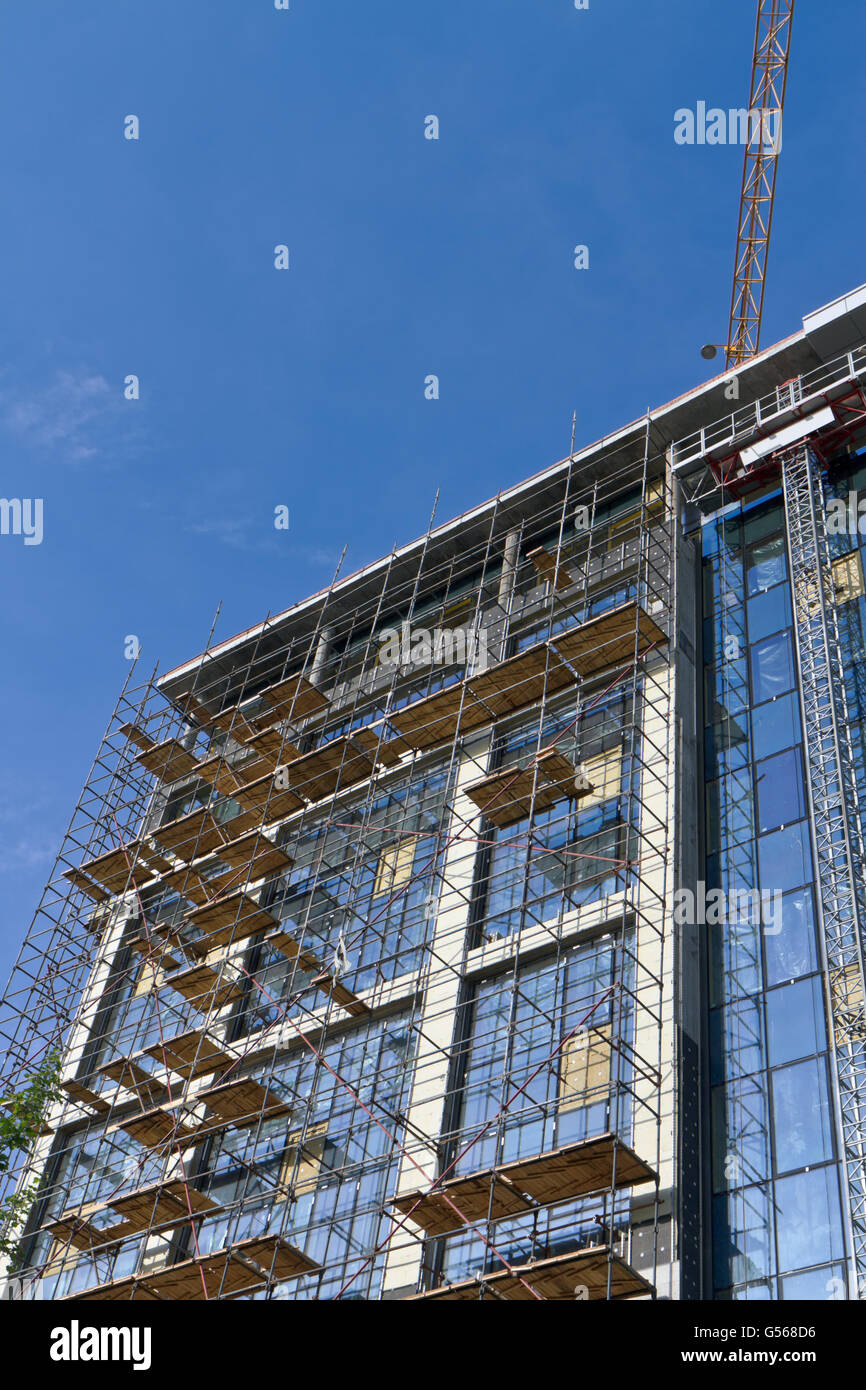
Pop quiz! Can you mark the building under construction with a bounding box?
[3,283,866,1302]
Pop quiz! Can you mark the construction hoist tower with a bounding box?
[781,442,866,1296]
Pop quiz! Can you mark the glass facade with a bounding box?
[701,480,861,1300]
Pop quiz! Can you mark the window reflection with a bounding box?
[751,692,799,762]
[730,1280,773,1300]
[745,534,787,596]
[705,715,750,779]
[742,501,783,545]
[766,976,826,1067]
[774,1167,845,1274]
[713,1185,774,1287]
[750,631,795,704]
[710,996,764,1086]
[781,1262,847,1300]
[771,1056,834,1173]
[711,1076,770,1192]
[755,748,805,834]
[747,582,792,643]
[764,889,816,986]
[758,820,812,895]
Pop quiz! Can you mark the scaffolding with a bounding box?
[0,434,678,1301]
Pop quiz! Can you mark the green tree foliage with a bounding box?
[0,1053,61,1264]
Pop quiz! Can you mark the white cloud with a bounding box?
[0,833,55,874]
[0,369,128,463]
[188,517,258,550]
[295,544,345,568]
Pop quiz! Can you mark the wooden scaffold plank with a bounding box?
[408,1246,652,1301]
[393,1134,656,1237]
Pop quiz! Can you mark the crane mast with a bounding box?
[725,0,795,369]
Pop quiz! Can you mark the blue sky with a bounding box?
[0,0,864,985]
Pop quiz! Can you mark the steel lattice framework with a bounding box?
[725,0,795,369]
[782,443,866,1296]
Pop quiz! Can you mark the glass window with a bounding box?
[747,583,792,643]
[563,820,624,907]
[705,659,749,721]
[731,1281,773,1300]
[775,1167,845,1275]
[712,1076,770,1191]
[750,631,795,704]
[771,1056,835,1173]
[709,916,762,1006]
[755,748,805,833]
[745,534,787,596]
[710,997,764,1085]
[764,889,817,986]
[766,975,826,1066]
[781,1263,847,1301]
[452,940,627,1179]
[706,767,754,847]
[705,716,750,778]
[720,515,743,554]
[751,692,800,761]
[703,513,742,564]
[713,1185,775,1287]
[758,820,812,894]
[162,784,209,824]
[743,500,783,545]
[707,840,757,898]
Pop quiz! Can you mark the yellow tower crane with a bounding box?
[702,1,795,369]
